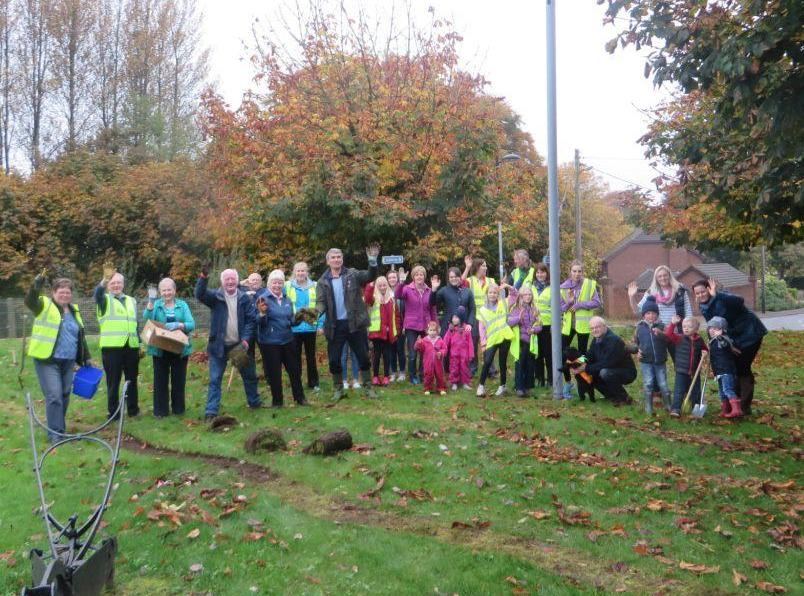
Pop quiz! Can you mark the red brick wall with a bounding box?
[677,271,756,315]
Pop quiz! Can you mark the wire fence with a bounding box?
[0,297,213,339]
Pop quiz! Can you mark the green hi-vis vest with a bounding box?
[28,297,84,359]
[368,299,397,336]
[560,278,597,335]
[534,285,552,326]
[511,267,534,288]
[477,300,513,349]
[468,276,496,312]
[284,281,316,313]
[509,307,540,362]
[97,293,139,348]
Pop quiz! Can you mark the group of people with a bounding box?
[24,246,767,441]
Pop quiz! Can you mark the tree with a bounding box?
[602,0,803,248]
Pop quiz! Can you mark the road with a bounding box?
[759,308,804,331]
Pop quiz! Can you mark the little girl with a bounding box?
[476,283,514,397]
[507,285,542,398]
[443,306,474,390]
[415,321,447,395]
[666,315,708,417]
[364,276,398,386]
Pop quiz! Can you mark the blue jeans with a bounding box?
[341,343,360,380]
[640,363,669,395]
[205,344,261,416]
[34,359,75,442]
[716,373,738,402]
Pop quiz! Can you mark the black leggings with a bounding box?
[371,338,393,377]
[535,325,553,384]
[405,329,425,378]
[563,328,589,353]
[479,340,510,385]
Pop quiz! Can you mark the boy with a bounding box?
[706,316,742,418]
[632,296,671,414]
[666,315,708,417]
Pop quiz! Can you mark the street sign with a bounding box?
[543,254,550,266]
[381,255,404,265]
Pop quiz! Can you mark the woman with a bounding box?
[143,278,195,417]
[25,273,91,442]
[627,265,692,327]
[559,260,601,354]
[364,276,399,385]
[693,278,767,415]
[430,267,475,338]
[386,270,406,382]
[461,256,496,374]
[395,265,437,385]
[532,263,553,387]
[256,270,308,407]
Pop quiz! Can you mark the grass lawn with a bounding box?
[0,330,801,595]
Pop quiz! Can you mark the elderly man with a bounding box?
[316,245,379,401]
[506,249,535,289]
[574,316,636,406]
[95,266,140,418]
[195,266,261,419]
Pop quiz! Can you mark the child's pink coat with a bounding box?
[415,335,447,392]
[444,323,474,385]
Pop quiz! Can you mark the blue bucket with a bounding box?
[73,366,104,399]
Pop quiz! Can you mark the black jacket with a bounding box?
[699,291,767,350]
[430,283,476,330]
[633,320,669,364]
[316,263,377,340]
[586,329,636,376]
[708,335,738,377]
[666,325,706,376]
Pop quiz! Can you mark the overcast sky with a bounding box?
[199,0,673,195]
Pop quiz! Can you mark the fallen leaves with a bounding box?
[358,476,385,500]
[391,486,433,501]
[552,495,592,526]
[529,509,550,520]
[679,560,720,574]
[755,581,787,593]
[767,521,802,549]
[732,569,748,587]
[375,424,400,436]
[450,519,491,530]
[674,517,702,535]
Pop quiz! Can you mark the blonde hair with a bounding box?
[484,282,500,308]
[648,265,681,297]
[683,316,700,331]
[515,284,537,312]
[410,265,426,280]
[373,276,393,304]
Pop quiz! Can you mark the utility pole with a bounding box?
[760,245,767,313]
[574,148,582,262]
[497,221,505,285]
[546,0,562,399]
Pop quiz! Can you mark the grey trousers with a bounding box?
[34,358,75,442]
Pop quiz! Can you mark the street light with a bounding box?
[494,152,522,284]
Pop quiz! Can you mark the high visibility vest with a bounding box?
[477,300,513,349]
[509,315,540,362]
[468,276,495,312]
[97,293,139,348]
[560,278,597,335]
[368,299,397,336]
[28,297,84,359]
[511,267,534,288]
[534,285,552,326]
[284,281,316,313]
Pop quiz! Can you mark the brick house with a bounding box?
[677,263,756,315]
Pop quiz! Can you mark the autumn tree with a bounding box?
[602,0,803,249]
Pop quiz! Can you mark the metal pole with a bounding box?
[497,221,505,284]
[760,245,766,313]
[546,0,562,399]
[574,148,582,262]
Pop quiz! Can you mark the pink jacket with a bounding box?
[444,324,474,360]
[415,335,446,371]
[395,283,437,332]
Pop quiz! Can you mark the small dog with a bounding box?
[557,347,596,402]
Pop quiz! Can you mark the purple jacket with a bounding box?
[395,283,437,332]
[507,306,542,342]
[559,277,601,313]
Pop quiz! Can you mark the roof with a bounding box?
[679,263,752,288]
[632,267,685,290]
[602,228,703,263]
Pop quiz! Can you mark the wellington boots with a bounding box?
[643,392,654,415]
[719,400,732,418]
[739,375,755,415]
[331,373,345,403]
[725,398,743,418]
[362,370,378,399]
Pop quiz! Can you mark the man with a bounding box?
[285,261,323,392]
[95,267,140,418]
[316,245,379,401]
[195,266,261,419]
[506,249,535,289]
[574,316,636,405]
[242,271,265,390]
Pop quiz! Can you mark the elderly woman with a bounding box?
[627,265,693,327]
[395,265,437,385]
[143,278,195,418]
[693,278,767,415]
[25,273,91,442]
[256,270,308,407]
[559,260,601,354]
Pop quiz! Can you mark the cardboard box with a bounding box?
[140,319,189,355]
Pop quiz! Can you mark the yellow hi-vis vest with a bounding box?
[284,281,316,313]
[28,297,84,359]
[560,278,597,335]
[97,293,139,348]
[368,299,397,336]
[477,300,513,349]
[534,285,552,326]
[468,276,495,312]
[511,267,534,288]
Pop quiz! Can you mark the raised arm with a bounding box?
[24,274,46,316]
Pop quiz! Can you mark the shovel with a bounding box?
[691,355,710,418]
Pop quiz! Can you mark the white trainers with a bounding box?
[451,384,458,391]
[476,384,486,397]
[388,373,397,383]
[397,373,406,383]
[495,386,507,397]
[352,381,361,389]
[342,381,349,390]
[462,384,472,390]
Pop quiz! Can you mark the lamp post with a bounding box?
[495,152,522,285]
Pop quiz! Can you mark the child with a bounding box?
[706,316,742,418]
[364,276,398,386]
[415,321,447,395]
[633,295,671,415]
[507,285,542,398]
[666,315,708,417]
[476,283,514,397]
[443,306,474,390]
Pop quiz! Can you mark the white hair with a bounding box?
[268,269,285,282]
[158,277,176,291]
[326,248,343,260]
[220,268,239,283]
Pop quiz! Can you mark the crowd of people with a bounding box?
[24,246,768,440]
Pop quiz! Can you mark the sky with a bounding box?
[199,0,673,195]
